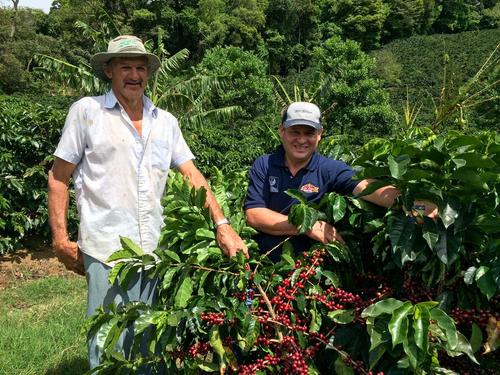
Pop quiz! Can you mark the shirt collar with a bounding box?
[272,145,320,171]
[104,90,158,119]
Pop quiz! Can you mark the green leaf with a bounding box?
[161,267,178,291]
[470,323,483,353]
[362,298,405,318]
[475,266,497,300]
[322,270,341,288]
[422,219,439,249]
[388,155,411,179]
[452,153,496,169]
[196,361,219,372]
[285,189,307,203]
[473,214,500,233]
[388,215,417,257]
[389,301,413,347]
[402,333,420,369]
[430,308,458,350]
[464,266,477,285]
[447,135,481,149]
[97,316,122,352]
[441,204,458,228]
[174,276,193,308]
[368,345,386,370]
[309,308,322,332]
[119,236,144,256]
[451,332,479,364]
[324,242,350,263]
[334,357,355,375]
[327,309,355,324]
[413,305,430,353]
[243,315,259,352]
[209,326,226,364]
[107,263,126,285]
[119,265,140,289]
[288,203,320,234]
[450,169,487,190]
[328,194,347,222]
[163,250,181,263]
[106,250,134,262]
[195,228,216,240]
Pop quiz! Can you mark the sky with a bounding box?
[1,0,52,13]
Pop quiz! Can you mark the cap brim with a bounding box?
[90,52,161,81]
[283,119,322,130]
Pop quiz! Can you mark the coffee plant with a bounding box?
[87,128,498,374]
[0,95,78,253]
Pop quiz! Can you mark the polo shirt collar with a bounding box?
[272,145,320,171]
[104,90,158,118]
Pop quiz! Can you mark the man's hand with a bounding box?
[306,220,345,245]
[216,224,249,258]
[52,239,84,275]
[412,200,439,224]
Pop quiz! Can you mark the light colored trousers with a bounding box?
[83,253,159,372]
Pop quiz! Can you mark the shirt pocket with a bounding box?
[151,139,170,171]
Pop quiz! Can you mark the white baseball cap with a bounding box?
[282,102,322,130]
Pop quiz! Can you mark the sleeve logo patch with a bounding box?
[269,176,279,192]
[300,183,319,193]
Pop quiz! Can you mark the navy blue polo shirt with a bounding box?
[244,146,360,261]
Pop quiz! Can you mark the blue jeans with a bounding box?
[83,253,159,371]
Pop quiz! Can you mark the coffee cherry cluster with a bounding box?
[200,311,225,325]
[439,353,498,375]
[187,341,210,358]
[401,272,432,303]
[314,286,364,311]
[450,307,498,329]
[356,272,393,302]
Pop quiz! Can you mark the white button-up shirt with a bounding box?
[54,90,194,264]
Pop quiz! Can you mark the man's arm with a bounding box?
[245,207,345,244]
[353,178,438,218]
[48,157,84,275]
[177,160,248,257]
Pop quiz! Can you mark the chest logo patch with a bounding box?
[300,183,319,193]
[269,176,279,192]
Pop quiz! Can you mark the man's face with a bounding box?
[104,56,150,103]
[279,124,322,166]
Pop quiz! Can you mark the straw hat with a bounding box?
[90,35,161,81]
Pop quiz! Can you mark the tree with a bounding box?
[433,0,482,32]
[383,0,425,41]
[264,0,321,75]
[310,36,397,145]
[0,7,59,94]
[319,0,390,50]
[193,46,278,172]
[196,0,268,52]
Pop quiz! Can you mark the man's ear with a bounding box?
[103,63,113,80]
[278,124,285,138]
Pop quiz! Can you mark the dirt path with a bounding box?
[0,244,76,289]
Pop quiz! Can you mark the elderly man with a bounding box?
[244,101,436,261]
[48,35,247,369]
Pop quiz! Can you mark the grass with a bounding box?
[0,275,89,374]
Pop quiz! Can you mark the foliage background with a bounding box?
[0,0,498,373]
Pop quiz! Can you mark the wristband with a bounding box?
[214,218,230,228]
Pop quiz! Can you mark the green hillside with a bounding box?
[372,28,500,132]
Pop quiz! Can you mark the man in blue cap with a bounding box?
[244,102,436,261]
